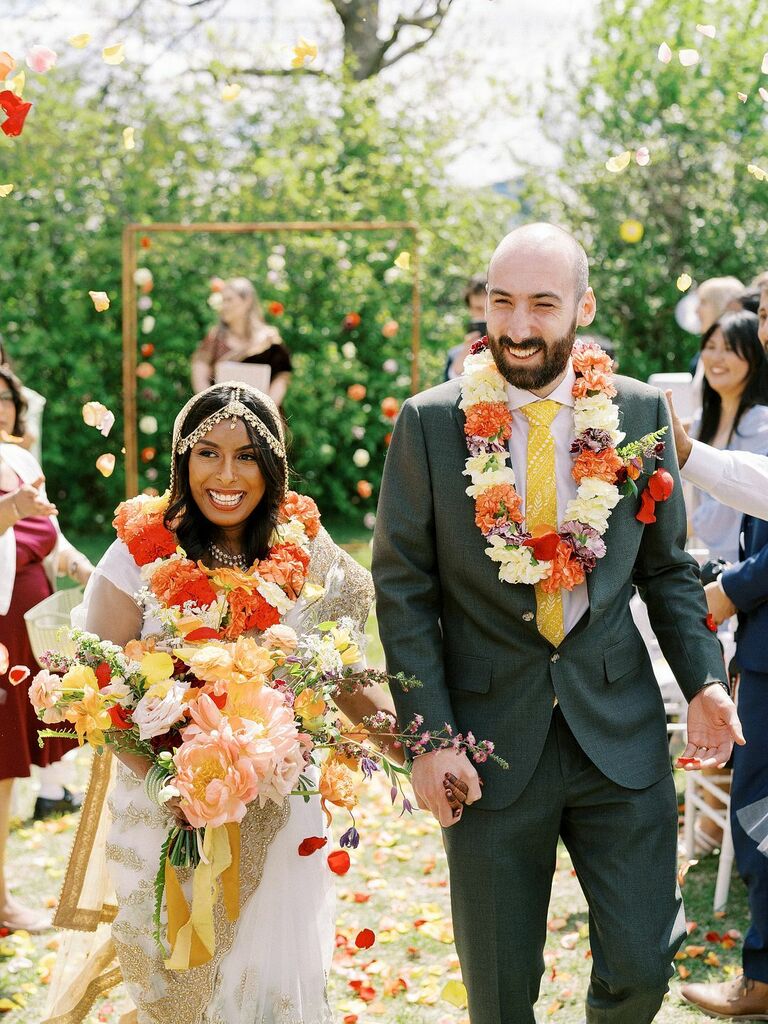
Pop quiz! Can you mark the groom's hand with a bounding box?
[679,684,745,770]
[410,749,482,828]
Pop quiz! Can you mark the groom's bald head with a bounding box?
[488,223,589,305]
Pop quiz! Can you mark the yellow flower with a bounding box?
[65,685,112,747]
[294,688,327,728]
[61,664,98,692]
[145,677,176,700]
[319,757,358,813]
[619,219,644,244]
[140,652,175,688]
[330,627,361,666]
[291,38,318,68]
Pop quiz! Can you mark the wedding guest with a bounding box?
[689,311,768,563]
[696,276,746,334]
[665,284,768,518]
[444,275,487,380]
[682,474,768,1019]
[0,366,94,932]
[726,289,761,316]
[190,277,292,409]
[0,337,46,461]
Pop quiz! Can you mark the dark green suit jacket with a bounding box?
[372,375,726,810]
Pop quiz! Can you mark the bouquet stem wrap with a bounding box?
[164,822,240,971]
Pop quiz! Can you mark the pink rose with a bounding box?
[132,682,188,740]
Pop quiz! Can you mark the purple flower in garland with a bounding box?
[485,522,526,543]
[570,428,614,455]
[339,826,360,849]
[560,521,607,569]
[644,439,666,459]
[467,435,507,457]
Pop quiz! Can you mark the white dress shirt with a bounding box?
[682,438,768,521]
[506,361,590,633]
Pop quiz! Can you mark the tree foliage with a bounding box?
[526,0,768,380]
[0,70,513,533]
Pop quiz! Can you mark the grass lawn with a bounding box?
[1,522,751,1023]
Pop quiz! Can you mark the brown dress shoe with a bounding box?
[681,976,768,1019]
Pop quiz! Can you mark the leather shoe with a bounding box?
[681,975,768,1019]
[32,788,83,821]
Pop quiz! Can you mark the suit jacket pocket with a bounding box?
[603,635,647,683]
[445,652,493,694]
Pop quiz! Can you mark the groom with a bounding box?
[372,223,744,1024]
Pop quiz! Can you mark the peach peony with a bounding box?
[183,644,239,685]
[173,724,262,828]
[572,448,624,485]
[464,402,513,442]
[261,624,299,655]
[474,484,524,534]
[540,541,586,594]
[280,491,321,538]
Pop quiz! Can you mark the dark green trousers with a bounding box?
[442,706,686,1023]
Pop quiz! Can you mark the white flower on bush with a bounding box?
[341,342,357,359]
[485,537,550,585]
[352,448,370,468]
[132,682,188,740]
[463,453,516,496]
[564,479,622,533]
[573,393,624,442]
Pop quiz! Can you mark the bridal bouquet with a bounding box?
[17,621,505,970]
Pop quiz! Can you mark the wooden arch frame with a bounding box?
[121,220,421,496]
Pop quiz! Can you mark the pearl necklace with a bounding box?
[208,540,249,570]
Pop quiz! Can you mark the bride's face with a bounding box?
[188,419,266,529]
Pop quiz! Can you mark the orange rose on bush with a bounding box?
[356,480,373,499]
[381,396,400,418]
[347,383,366,402]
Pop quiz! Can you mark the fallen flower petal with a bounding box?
[0,644,8,675]
[89,291,110,312]
[355,929,376,949]
[0,90,32,137]
[26,46,57,74]
[8,666,30,686]
[68,34,91,49]
[96,453,116,477]
[658,42,672,64]
[0,184,13,197]
[605,151,631,173]
[102,43,125,65]
[298,836,328,857]
[328,849,351,875]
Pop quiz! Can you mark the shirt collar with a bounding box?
[506,359,576,411]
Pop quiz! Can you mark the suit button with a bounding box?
[523,611,534,621]
[550,653,560,663]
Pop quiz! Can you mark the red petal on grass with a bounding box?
[355,929,376,949]
[0,90,32,136]
[298,836,328,857]
[328,849,351,875]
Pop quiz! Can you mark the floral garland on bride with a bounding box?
[461,338,672,593]
[113,489,322,640]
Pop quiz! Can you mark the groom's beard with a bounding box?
[488,317,578,391]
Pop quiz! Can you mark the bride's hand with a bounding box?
[163,796,190,828]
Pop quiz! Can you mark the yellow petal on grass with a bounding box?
[605,150,631,173]
[88,290,110,311]
[8,71,25,96]
[0,52,16,81]
[221,83,241,102]
[677,273,693,292]
[95,453,115,477]
[696,24,716,39]
[619,219,644,243]
[679,49,700,67]
[747,163,768,182]
[441,980,468,1009]
[123,126,135,151]
[102,43,125,65]
[291,37,318,68]
[0,184,13,198]
[759,87,768,102]
[657,42,672,64]
[68,33,91,49]
[762,52,768,74]
[394,251,411,270]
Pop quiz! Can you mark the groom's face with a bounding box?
[486,245,595,391]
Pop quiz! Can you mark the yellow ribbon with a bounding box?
[164,823,241,971]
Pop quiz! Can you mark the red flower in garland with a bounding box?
[0,90,32,137]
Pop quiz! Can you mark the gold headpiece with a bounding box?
[169,381,287,493]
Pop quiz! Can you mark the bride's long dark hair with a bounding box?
[164,386,288,565]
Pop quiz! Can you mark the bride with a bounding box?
[45,382,396,1024]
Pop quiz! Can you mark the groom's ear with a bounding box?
[576,287,597,328]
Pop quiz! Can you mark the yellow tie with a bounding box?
[521,400,565,647]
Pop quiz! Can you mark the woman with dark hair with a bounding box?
[47,382,398,1024]
[691,311,768,564]
[0,337,46,459]
[0,366,94,931]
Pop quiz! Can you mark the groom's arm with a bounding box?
[372,399,458,738]
[632,392,727,703]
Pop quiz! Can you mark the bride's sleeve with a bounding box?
[71,539,143,645]
[307,527,375,634]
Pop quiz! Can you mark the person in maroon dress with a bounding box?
[0,365,94,932]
